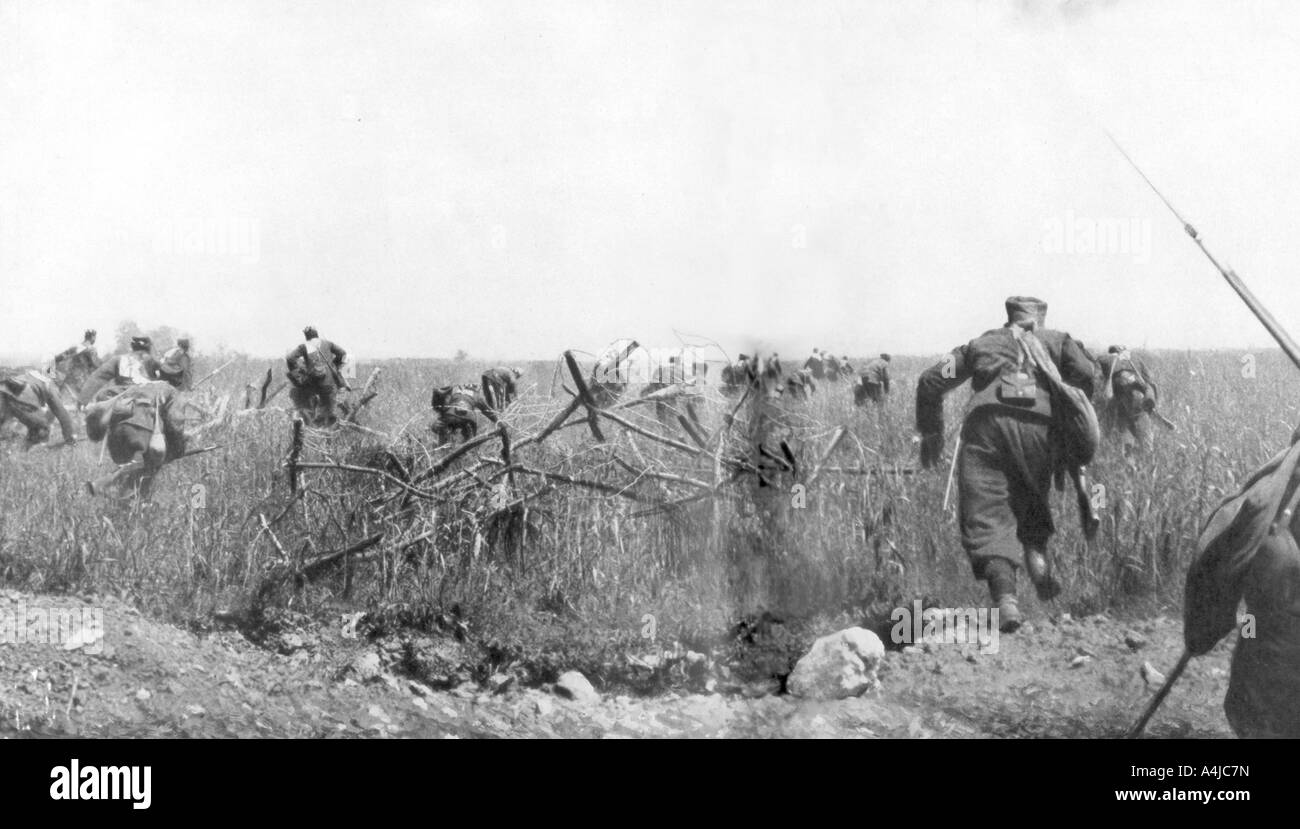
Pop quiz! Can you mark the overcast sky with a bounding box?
[3,0,1300,362]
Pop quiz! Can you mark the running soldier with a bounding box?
[285,326,349,426]
[481,366,522,413]
[79,336,162,406]
[854,354,892,406]
[48,329,102,397]
[84,380,187,497]
[159,338,194,391]
[1097,345,1158,454]
[916,296,1095,631]
[804,349,826,381]
[0,368,77,450]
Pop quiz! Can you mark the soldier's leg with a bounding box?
[957,414,1024,631]
[319,386,338,426]
[1003,416,1060,600]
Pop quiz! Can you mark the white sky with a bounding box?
[3,0,1300,361]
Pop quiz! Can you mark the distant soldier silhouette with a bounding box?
[0,368,77,450]
[823,352,842,381]
[430,384,495,444]
[481,366,523,413]
[721,354,755,394]
[855,354,892,406]
[49,329,101,397]
[1097,345,1158,455]
[285,326,348,426]
[804,349,825,381]
[159,338,194,391]
[916,296,1095,632]
[785,368,817,400]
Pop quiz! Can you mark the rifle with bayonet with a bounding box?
[1107,130,1300,737]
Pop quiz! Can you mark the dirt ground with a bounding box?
[0,588,1236,739]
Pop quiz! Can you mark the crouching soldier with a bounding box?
[916,296,1095,632]
[1097,345,1158,455]
[159,338,194,391]
[785,368,817,400]
[286,326,348,427]
[855,354,892,406]
[79,336,162,407]
[85,381,187,497]
[0,368,77,450]
[481,366,523,414]
[430,384,495,444]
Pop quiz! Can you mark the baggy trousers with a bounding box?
[957,408,1056,579]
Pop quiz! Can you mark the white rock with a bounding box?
[787,627,885,701]
[554,671,600,704]
[350,652,382,682]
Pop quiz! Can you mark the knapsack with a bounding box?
[1011,326,1100,467]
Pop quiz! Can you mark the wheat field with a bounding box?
[1,348,1293,666]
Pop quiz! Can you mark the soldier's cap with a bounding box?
[1109,344,1126,354]
[881,353,891,361]
[511,367,523,377]
[303,325,318,339]
[1005,296,1047,325]
[130,336,152,351]
[178,338,191,348]
[84,329,96,339]
[738,354,749,361]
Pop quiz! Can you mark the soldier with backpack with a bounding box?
[285,326,349,426]
[916,296,1097,632]
[1097,345,1159,454]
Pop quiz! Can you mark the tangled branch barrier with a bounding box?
[257,349,921,621]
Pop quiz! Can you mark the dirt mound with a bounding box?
[0,589,1236,738]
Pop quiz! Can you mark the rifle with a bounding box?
[1108,131,1300,736]
[1070,464,1100,541]
[1107,131,1300,369]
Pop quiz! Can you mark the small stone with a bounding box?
[135,688,151,702]
[350,652,382,682]
[554,671,600,704]
[1123,632,1148,652]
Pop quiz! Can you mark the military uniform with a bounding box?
[1185,437,1300,737]
[856,356,892,405]
[916,297,1095,629]
[78,349,162,406]
[804,351,825,381]
[85,381,187,497]
[0,368,76,448]
[1097,348,1156,454]
[159,343,193,391]
[481,367,521,411]
[286,334,347,426]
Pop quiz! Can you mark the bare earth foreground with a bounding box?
[0,590,1236,739]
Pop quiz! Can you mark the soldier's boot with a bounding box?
[1024,546,1062,601]
[985,558,1021,633]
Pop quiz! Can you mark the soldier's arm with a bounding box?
[42,384,76,443]
[78,359,118,406]
[1183,521,1255,656]
[915,345,971,436]
[882,366,891,394]
[146,356,163,379]
[1058,336,1097,399]
[285,345,305,370]
[330,342,347,367]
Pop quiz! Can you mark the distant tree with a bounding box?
[454,349,469,362]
